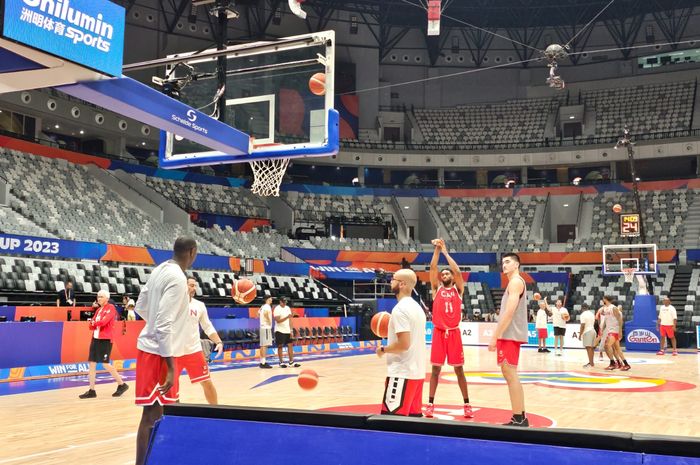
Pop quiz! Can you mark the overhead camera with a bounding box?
[210,1,239,19]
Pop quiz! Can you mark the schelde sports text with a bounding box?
[21,0,116,52]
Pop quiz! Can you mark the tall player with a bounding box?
[489,253,529,427]
[426,238,472,419]
[600,296,630,371]
[179,277,224,404]
[134,237,197,465]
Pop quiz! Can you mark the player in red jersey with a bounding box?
[426,238,472,419]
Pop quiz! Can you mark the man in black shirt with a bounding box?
[57,280,76,307]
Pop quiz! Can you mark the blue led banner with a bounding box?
[0,232,106,260]
[2,0,125,76]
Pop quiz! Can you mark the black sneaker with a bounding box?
[289,361,301,367]
[79,389,97,399]
[504,416,529,427]
[543,348,551,353]
[537,348,544,353]
[279,363,288,368]
[259,363,273,369]
[112,383,129,397]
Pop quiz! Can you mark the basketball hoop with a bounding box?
[249,158,290,197]
[622,268,636,284]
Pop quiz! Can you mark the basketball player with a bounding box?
[578,303,596,368]
[274,297,300,368]
[259,296,274,368]
[600,296,630,371]
[376,268,426,417]
[553,299,569,356]
[426,238,472,418]
[489,253,529,427]
[179,277,223,404]
[78,289,129,399]
[657,296,678,356]
[134,237,197,465]
[535,300,550,353]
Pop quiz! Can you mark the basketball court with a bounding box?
[2,345,699,465]
[1,0,700,464]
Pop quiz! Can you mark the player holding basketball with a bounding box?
[425,238,472,418]
[377,268,426,417]
[489,253,529,427]
[179,277,223,404]
[134,237,197,465]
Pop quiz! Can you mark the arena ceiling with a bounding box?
[119,0,698,65]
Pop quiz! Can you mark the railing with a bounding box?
[390,196,409,240]
[540,193,550,242]
[575,191,584,239]
[340,128,700,152]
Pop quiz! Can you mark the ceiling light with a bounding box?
[54,124,60,129]
[79,130,85,135]
[569,116,575,119]
[563,204,569,207]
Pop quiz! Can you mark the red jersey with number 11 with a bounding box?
[432,285,462,330]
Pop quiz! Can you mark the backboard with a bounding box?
[158,30,338,169]
[602,243,658,276]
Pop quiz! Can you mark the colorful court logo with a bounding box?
[433,371,695,393]
[320,404,554,428]
[627,329,660,344]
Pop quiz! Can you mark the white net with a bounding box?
[249,158,290,197]
[622,268,636,284]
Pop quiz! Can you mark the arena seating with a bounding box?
[427,196,548,252]
[143,176,268,218]
[0,148,223,254]
[0,205,56,238]
[413,98,557,148]
[567,190,689,251]
[284,192,391,224]
[0,255,343,307]
[197,225,301,259]
[581,81,695,138]
[309,236,427,252]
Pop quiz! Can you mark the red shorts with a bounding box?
[430,327,464,366]
[135,350,180,406]
[660,325,675,339]
[606,332,620,342]
[497,339,522,366]
[381,377,424,417]
[537,328,548,339]
[176,351,210,384]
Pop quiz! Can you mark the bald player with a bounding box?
[489,253,529,427]
[376,269,427,417]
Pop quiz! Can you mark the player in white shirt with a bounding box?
[578,304,596,368]
[657,296,678,356]
[376,268,426,417]
[179,277,224,404]
[535,301,550,353]
[274,297,300,368]
[134,237,197,465]
[258,296,274,369]
[552,299,569,356]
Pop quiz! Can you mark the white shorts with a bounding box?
[582,330,596,347]
[260,327,273,347]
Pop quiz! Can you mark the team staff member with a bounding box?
[78,289,129,399]
[274,297,300,368]
[377,268,426,417]
[134,237,197,465]
[657,296,678,356]
[578,304,596,368]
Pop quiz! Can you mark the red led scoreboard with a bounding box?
[620,213,640,237]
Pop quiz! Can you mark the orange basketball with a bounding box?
[297,369,319,390]
[533,292,541,301]
[371,312,391,338]
[309,72,326,96]
[612,204,622,214]
[232,278,256,304]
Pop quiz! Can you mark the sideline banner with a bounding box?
[426,322,586,349]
